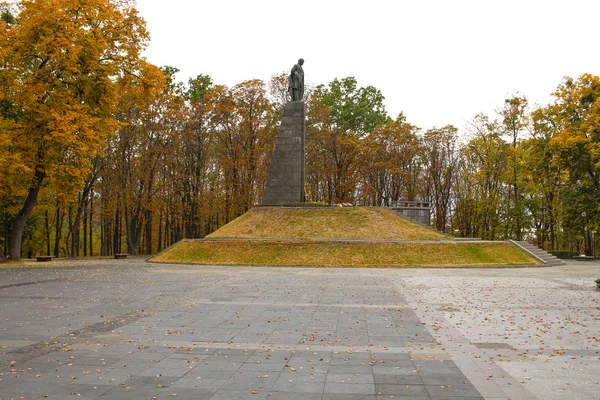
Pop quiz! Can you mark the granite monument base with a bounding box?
[262,101,305,205]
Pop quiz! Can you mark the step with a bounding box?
[511,240,566,266]
[545,261,565,266]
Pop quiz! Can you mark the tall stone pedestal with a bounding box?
[262,102,305,205]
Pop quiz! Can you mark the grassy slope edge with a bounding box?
[150,240,539,267]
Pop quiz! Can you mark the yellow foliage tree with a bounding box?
[549,74,600,254]
[0,0,149,260]
[359,122,422,206]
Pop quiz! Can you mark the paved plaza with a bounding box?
[0,258,599,399]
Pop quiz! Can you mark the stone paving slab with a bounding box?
[0,258,599,399]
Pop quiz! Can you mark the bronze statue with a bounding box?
[288,58,304,102]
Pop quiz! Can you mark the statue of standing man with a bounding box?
[288,58,304,102]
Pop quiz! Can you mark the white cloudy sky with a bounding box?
[135,0,599,131]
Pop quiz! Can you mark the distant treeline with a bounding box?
[1,1,598,260]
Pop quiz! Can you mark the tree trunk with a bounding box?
[83,201,88,257]
[100,195,110,256]
[54,203,63,257]
[113,208,120,254]
[157,207,163,253]
[9,169,46,260]
[585,230,593,256]
[66,205,73,257]
[145,209,152,255]
[89,189,94,256]
[125,213,141,255]
[70,169,100,258]
[45,210,51,255]
[2,217,8,261]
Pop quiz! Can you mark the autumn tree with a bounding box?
[549,74,600,255]
[105,63,168,255]
[454,115,509,239]
[523,106,565,250]
[422,125,461,232]
[268,72,290,110]
[0,0,150,260]
[359,122,422,206]
[153,72,219,248]
[65,158,102,257]
[176,74,216,239]
[307,77,390,204]
[210,80,277,221]
[500,95,529,240]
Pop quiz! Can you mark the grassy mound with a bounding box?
[150,239,539,267]
[150,207,539,267]
[208,207,449,240]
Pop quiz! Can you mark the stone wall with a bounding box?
[391,201,431,226]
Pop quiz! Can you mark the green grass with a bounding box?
[151,207,539,267]
[150,239,539,267]
[208,207,450,240]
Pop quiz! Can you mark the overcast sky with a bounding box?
[135,0,599,132]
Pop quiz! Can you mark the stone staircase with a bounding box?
[511,240,565,266]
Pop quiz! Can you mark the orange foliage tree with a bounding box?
[359,122,423,206]
[0,0,149,260]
